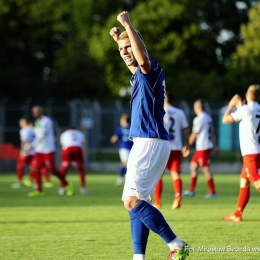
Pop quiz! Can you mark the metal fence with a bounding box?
[0,97,238,172]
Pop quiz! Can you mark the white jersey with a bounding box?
[164,105,189,150]
[231,102,260,156]
[192,111,214,151]
[20,126,35,156]
[33,115,56,153]
[60,129,85,150]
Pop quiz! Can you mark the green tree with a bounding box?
[225,1,260,97]
[0,0,143,98]
[91,0,253,100]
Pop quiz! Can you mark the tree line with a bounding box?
[0,0,259,101]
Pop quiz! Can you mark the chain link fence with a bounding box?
[0,97,239,172]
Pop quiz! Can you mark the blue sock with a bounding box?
[129,211,150,254]
[131,200,176,243]
[119,167,127,177]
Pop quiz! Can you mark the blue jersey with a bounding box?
[115,125,133,150]
[129,59,169,140]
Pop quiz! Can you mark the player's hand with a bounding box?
[229,94,242,109]
[182,146,190,157]
[109,27,122,42]
[23,143,32,153]
[117,11,131,28]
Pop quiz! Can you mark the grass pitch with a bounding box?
[0,172,259,260]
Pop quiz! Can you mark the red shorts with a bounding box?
[16,154,33,169]
[31,152,56,171]
[191,149,212,167]
[166,150,182,173]
[61,146,84,170]
[241,154,260,182]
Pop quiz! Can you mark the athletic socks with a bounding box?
[167,236,184,251]
[189,177,197,192]
[79,168,86,188]
[120,167,127,177]
[207,178,216,194]
[234,186,250,216]
[129,211,149,255]
[173,178,182,202]
[131,200,176,244]
[41,168,51,182]
[154,179,163,205]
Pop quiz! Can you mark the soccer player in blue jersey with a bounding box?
[110,11,190,260]
[111,113,133,186]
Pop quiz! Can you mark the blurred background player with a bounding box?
[26,106,72,197]
[154,92,190,210]
[110,113,133,186]
[12,117,35,188]
[183,99,218,198]
[12,118,52,189]
[222,84,260,222]
[60,127,88,195]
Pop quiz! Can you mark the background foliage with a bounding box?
[0,0,259,100]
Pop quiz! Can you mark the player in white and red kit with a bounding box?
[154,92,190,210]
[12,118,52,188]
[27,106,72,197]
[60,127,87,195]
[12,118,35,188]
[183,99,218,198]
[222,84,260,222]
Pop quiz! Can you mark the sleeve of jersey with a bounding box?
[192,118,200,133]
[181,111,189,129]
[115,127,121,137]
[231,108,243,122]
[20,129,26,142]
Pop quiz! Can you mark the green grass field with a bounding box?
[0,172,259,260]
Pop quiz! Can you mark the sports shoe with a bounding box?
[27,190,44,197]
[222,214,242,222]
[11,182,22,189]
[80,187,89,195]
[115,177,124,186]
[23,179,33,187]
[153,203,161,209]
[171,200,181,210]
[182,190,195,197]
[167,241,190,260]
[66,183,73,196]
[204,193,217,198]
[43,182,54,188]
[58,187,66,195]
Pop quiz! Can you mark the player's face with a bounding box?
[32,108,41,119]
[19,119,26,128]
[118,38,137,67]
[194,102,200,115]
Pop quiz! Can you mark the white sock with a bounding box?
[133,254,145,260]
[167,237,183,251]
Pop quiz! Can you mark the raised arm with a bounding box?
[222,94,242,124]
[116,11,151,74]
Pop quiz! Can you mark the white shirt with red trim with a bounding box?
[20,126,35,155]
[231,102,260,156]
[33,115,56,153]
[192,111,213,151]
[60,129,84,150]
[164,105,189,151]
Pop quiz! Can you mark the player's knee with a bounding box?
[123,197,140,210]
